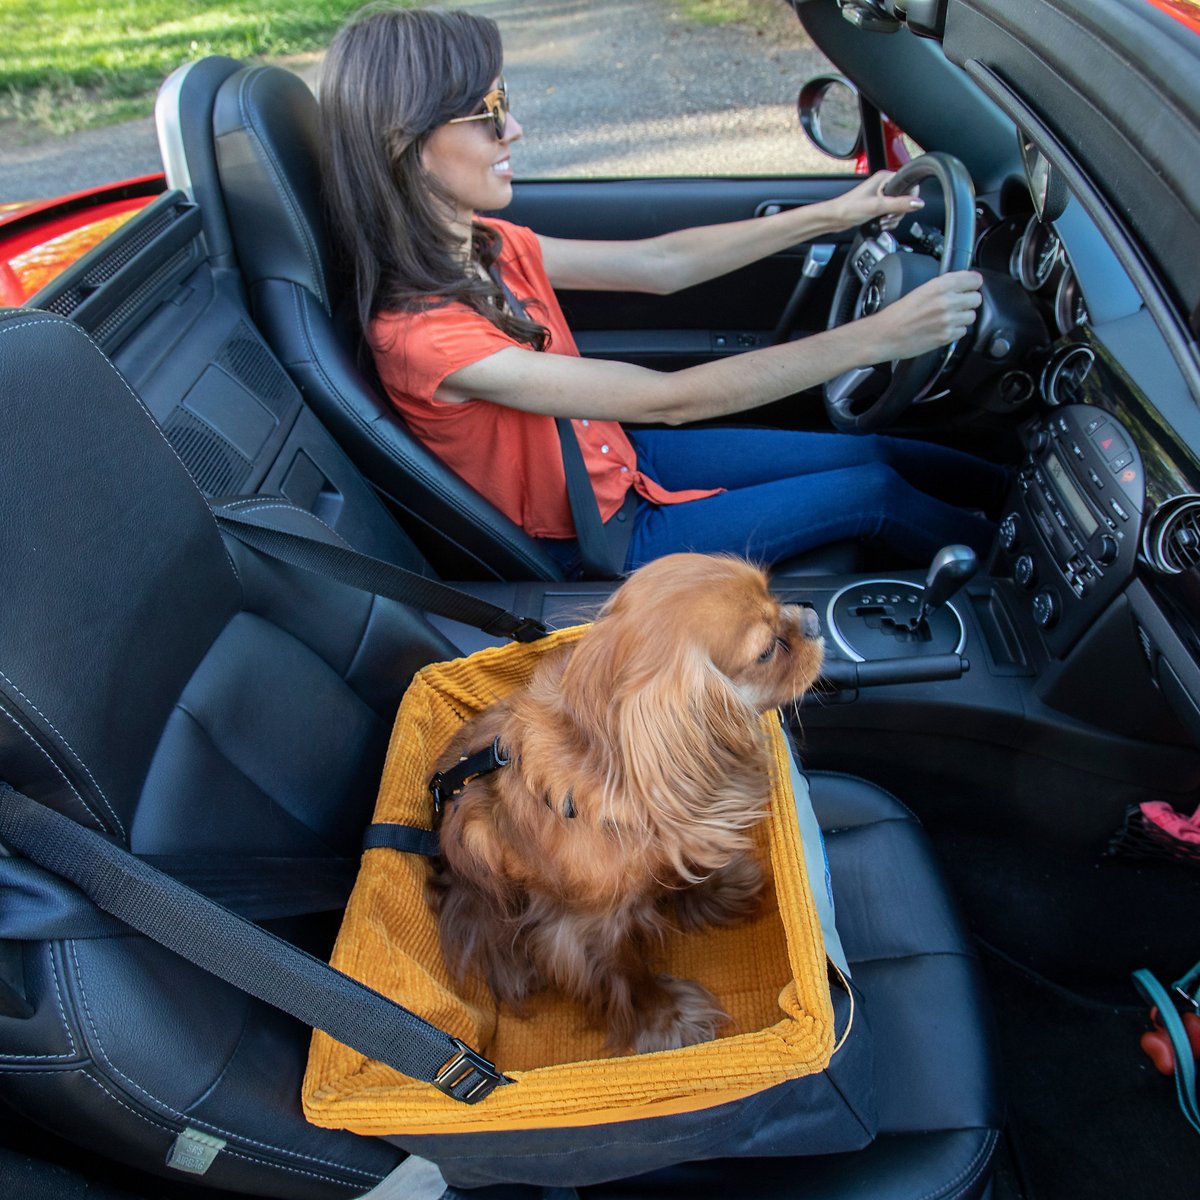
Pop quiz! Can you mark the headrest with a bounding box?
[212,65,330,311]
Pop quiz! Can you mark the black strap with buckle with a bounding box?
[434,1037,507,1104]
[429,736,511,815]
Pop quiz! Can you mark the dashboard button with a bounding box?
[1032,588,1060,628]
[1093,426,1129,461]
[1109,498,1130,522]
[1015,553,1037,589]
[999,513,1021,551]
[1110,451,1134,472]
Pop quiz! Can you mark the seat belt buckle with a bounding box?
[483,614,549,643]
[433,1038,506,1104]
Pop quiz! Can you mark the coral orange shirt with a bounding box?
[370,219,720,539]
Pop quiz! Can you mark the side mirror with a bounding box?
[797,76,864,161]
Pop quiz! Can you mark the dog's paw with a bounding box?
[672,856,764,932]
[630,976,729,1054]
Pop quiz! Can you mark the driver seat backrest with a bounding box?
[156,56,564,583]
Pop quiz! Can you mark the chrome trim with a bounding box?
[825,580,966,663]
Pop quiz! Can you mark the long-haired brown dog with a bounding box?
[429,553,825,1054]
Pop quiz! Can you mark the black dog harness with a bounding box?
[429,737,510,815]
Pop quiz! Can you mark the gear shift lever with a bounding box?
[914,544,978,629]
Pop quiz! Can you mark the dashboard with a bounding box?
[973,133,1200,747]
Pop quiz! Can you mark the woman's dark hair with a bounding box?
[319,3,548,351]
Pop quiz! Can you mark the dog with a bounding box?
[428,553,825,1054]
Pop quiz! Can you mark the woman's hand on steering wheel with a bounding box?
[826,170,924,233]
[867,270,984,362]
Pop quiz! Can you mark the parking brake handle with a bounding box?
[819,653,970,689]
[772,243,836,344]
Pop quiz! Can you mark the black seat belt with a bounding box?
[0,514,577,1104]
[214,508,549,643]
[0,783,508,1105]
[490,266,630,579]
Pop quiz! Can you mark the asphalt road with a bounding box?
[0,0,836,205]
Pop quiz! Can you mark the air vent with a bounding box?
[1143,494,1200,575]
[162,410,253,496]
[1040,345,1095,407]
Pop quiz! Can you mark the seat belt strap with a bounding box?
[214,509,548,642]
[0,854,357,939]
[0,783,509,1105]
[489,266,626,579]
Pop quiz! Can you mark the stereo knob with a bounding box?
[1014,553,1037,589]
[1032,588,1060,629]
[1095,533,1119,566]
[999,513,1021,552]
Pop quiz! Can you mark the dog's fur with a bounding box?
[428,553,825,1054]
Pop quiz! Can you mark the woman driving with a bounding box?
[319,4,1005,575]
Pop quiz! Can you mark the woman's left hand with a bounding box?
[827,170,923,233]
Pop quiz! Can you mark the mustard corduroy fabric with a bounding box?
[302,626,833,1135]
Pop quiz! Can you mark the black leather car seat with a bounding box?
[156,55,563,583]
[155,58,864,584]
[0,306,999,1197]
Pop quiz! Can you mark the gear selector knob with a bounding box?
[916,544,978,628]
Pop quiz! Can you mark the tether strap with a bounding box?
[490,266,626,580]
[363,824,441,858]
[1134,963,1200,1135]
[214,509,548,643]
[0,783,508,1104]
[429,736,509,815]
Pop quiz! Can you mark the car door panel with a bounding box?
[498,176,858,367]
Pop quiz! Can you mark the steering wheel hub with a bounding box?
[822,152,976,434]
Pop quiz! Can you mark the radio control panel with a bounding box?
[998,404,1144,655]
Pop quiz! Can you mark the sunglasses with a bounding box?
[447,79,510,140]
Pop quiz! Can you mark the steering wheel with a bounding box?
[822,153,976,434]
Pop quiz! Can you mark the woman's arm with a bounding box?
[435,271,981,424]
[537,172,920,294]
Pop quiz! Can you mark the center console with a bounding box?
[995,403,1144,656]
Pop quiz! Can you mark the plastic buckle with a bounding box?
[482,614,549,643]
[434,1038,505,1104]
[428,773,448,816]
[510,616,550,643]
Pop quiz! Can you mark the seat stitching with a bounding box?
[916,1126,999,1200]
[238,71,326,310]
[66,942,380,1179]
[0,667,123,839]
[0,703,116,836]
[217,498,354,547]
[75,1071,370,1189]
[0,317,241,585]
[0,944,78,1061]
[807,767,922,824]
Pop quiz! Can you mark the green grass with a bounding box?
[0,0,394,135]
[672,0,789,28]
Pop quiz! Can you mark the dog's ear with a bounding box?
[562,618,763,839]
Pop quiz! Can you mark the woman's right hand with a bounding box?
[867,270,983,362]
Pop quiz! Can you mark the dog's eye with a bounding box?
[757,642,777,663]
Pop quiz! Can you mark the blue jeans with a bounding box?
[623,427,1004,570]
